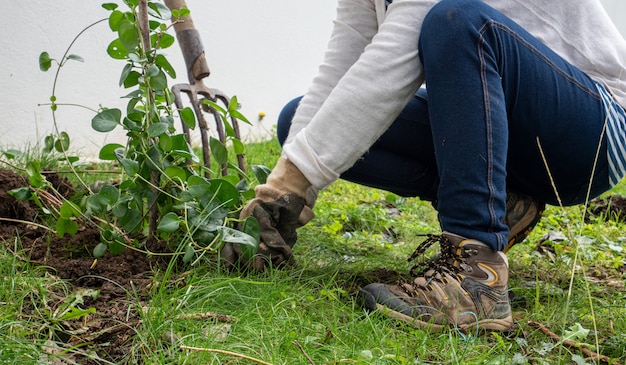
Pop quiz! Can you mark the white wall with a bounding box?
[0,1,336,157]
[0,1,624,158]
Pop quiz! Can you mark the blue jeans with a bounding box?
[278,0,610,250]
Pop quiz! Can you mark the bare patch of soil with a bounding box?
[587,195,626,222]
[0,169,169,364]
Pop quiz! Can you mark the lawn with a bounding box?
[1,137,625,364]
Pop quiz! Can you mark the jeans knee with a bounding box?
[421,0,489,39]
[276,96,302,146]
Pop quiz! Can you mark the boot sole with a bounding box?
[376,303,514,333]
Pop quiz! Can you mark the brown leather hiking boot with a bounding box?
[503,190,545,253]
[360,232,513,332]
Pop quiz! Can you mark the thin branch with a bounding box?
[175,312,238,323]
[293,340,317,365]
[179,346,273,365]
[527,321,622,365]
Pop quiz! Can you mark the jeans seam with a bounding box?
[477,21,499,245]
[478,20,602,101]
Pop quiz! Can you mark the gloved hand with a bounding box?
[222,157,315,271]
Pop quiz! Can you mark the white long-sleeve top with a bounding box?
[282,0,626,190]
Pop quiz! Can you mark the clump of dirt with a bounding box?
[0,168,169,364]
[587,195,626,222]
[0,169,36,221]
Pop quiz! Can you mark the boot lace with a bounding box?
[405,234,466,289]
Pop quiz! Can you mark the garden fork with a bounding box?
[164,0,245,177]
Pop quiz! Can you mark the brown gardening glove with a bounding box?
[221,158,315,272]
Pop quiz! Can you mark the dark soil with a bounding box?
[587,194,626,222]
[0,169,168,364]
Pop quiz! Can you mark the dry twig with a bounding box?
[527,321,622,365]
[293,340,317,365]
[180,345,273,365]
[175,312,238,323]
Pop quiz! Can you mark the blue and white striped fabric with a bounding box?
[598,83,626,186]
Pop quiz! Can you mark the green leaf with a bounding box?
[251,165,271,184]
[182,244,194,263]
[121,89,143,99]
[120,209,142,232]
[8,187,32,201]
[207,179,240,208]
[93,242,108,258]
[39,52,52,71]
[235,178,250,193]
[99,143,124,160]
[101,228,117,243]
[203,99,227,115]
[159,133,172,152]
[92,109,122,132]
[148,69,167,90]
[146,64,160,77]
[230,109,251,125]
[118,19,139,50]
[59,201,80,219]
[107,38,129,60]
[109,239,125,254]
[232,138,245,155]
[86,194,109,214]
[165,166,187,183]
[99,185,119,205]
[240,216,261,244]
[209,137,228,165]
[218,226,258,258]
[112,202,128,218]
[66,54,84,63]
[54,131,70,152]
[155,54,176,78]
[153,33,175,49]
[102,3,119,11]
[119,180,135,190]
[187,175,212,197]
[147,2,171,19]
[160,115,174,128]
[157,212,180,233]
[108,10,125,31]
[228,95,239,113]
[43,135,54,153]
[56,217,79,237]
[26,161,44,188]
[59,306,96,321]
[147,122,169,137]
[2,149,23,159]
[119,158,139,177]
[63,155,80,164]
[119,63,133,87]
[114,148,139,177]
[223,116,237,138]
[170,134,200,163]
[179,107,196,129]
[563,323,590,342]
[146,145,168,171]
[123,71,141,88]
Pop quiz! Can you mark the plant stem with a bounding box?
[0,218,56,234]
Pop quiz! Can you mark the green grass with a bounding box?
[1,137,626,364]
